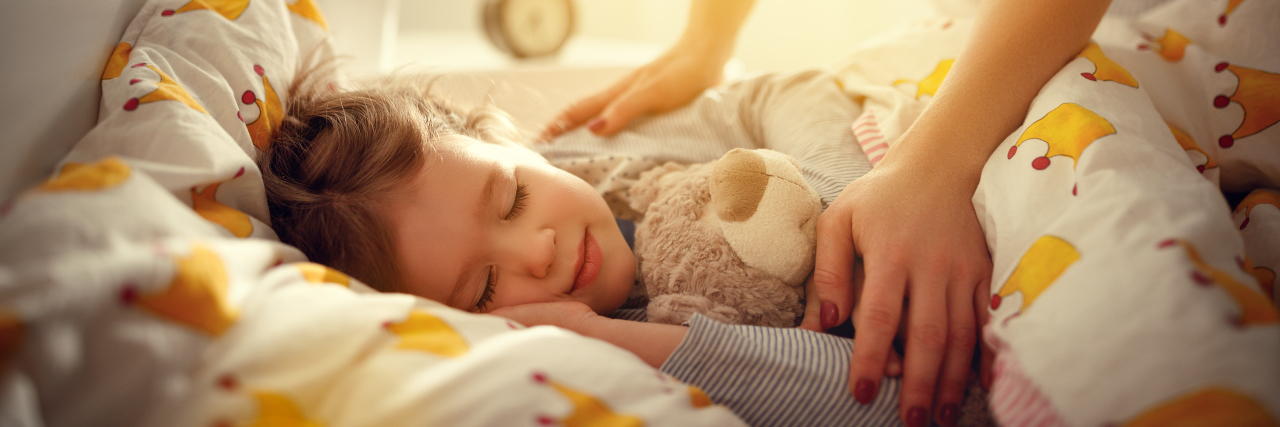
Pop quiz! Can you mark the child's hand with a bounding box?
[490,301,601,334]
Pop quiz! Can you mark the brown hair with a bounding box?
[259,65,521,292]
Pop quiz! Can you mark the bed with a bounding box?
[1,0,1277,426]
[0,1,746,426]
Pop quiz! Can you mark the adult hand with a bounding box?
[805,157,992,427]
[491,301,599,332]
[800,263,905,377]
[538,43,727,140]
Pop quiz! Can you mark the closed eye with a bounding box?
[505,183,528,220]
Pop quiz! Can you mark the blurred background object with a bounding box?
[482,0,575,58]
[314,0,936,132]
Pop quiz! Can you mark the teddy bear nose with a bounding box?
[712,148,821,286]
[711,148,769,222]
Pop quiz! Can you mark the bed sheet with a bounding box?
[829,1,1280,425]
[0,1,746,426]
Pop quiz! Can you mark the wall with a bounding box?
[399,0,939,73]
[0,0,149,200]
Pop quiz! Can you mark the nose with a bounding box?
[497,226,555,279]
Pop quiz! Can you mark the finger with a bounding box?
[798,275,824,331]
[535,119,568,143]
[592,85,660,136]
[813,208,858,331]
[934,279,979,427]
[847,255,906,405]
[899,275,948,427]
[539,76,632,140]
[974,277,995,390]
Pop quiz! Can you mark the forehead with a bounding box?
[430,135,547,168]
[384,137,490,305]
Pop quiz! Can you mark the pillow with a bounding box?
[0,1,745,426]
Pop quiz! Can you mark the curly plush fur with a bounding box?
[630,150,817,328]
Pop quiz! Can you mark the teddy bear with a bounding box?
[628,148,823,328]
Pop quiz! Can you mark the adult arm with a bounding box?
[800,0,1112,426]
[539,0,755,140]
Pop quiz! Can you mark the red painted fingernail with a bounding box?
[907,406,929,427]
[854,378,876,404]
[821,301,838,329]
[940,403,960,427]
[587,118,607,133]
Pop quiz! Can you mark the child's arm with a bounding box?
[498,302,906,425]
[491,302,688,368]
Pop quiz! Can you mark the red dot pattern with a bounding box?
[1031,157,1051,170]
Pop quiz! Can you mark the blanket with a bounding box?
[0,1,745,426]
[831,1,1280,424]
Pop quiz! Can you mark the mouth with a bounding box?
[571,229,602,294]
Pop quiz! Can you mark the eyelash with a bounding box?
[476,268,497,311]
[476,183,528,311]
[505,183,529,221]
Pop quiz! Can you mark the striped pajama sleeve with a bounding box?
[661,314,903,426]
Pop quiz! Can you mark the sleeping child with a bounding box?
[257,63,904,427]
[258,67,868,322]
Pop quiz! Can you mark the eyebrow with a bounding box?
[477,166,500,219]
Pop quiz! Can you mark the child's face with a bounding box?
[385,135,636,315]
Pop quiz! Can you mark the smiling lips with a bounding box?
[572,229,602,293]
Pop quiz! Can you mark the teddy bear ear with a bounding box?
[629,162,689,213]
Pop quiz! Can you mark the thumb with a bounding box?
[811,207,858,330]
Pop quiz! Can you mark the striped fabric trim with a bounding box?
[852,110,889,167]
[989,352,1064,427]
[660,314,902,426]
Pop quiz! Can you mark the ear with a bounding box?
[628,162,689,213]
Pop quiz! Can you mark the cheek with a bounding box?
[539,170,606,208]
